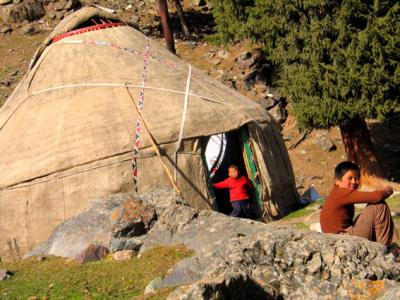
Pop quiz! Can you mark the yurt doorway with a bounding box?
[203,127,262,217]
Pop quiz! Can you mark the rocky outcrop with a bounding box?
[140,204,400,298]
[0,0,45,24]
[25,190,400,298]
[24,189,180,260]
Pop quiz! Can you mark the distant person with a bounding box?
[320,161,400,259]
[212,164,256,218]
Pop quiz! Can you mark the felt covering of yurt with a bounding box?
[0,7,299,260]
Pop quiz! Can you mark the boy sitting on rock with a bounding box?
[212,165,255,218]
[320,161,400,257]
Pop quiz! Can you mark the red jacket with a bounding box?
[212,176,253,202]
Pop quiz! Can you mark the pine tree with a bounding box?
[210,0,400,178]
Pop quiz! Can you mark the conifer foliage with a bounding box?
[210,0,400,177]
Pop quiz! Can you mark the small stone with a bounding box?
[313,133,337,152]
[113,250,134,261]
[37,256,46,262]
[268,101,287,123]
[144,276,164,294]
[0,80,11,86]
[300,150,307,154]
[0,25,12,34]
[258,97,276,110]
[74,244,110,263]
[0,269,13,281]
[8,70,18,76]
[210,58,222,66]
[203,52,215,60]
[125,4,133,10]
[237,51,251,62]
[192,0,206,7]
[131,15,139,24]
[186,41,197,49]
[217,50,229,59]
[20,24,36,35]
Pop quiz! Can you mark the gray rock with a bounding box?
[268,101,287,123]
[144,276,164,294]
[24,1,45,22]
[217,50,229,59]
[110,237,142,252]
[243,76,254,90]
[312,133,337,152]
[139,187,186,207]
[36,255,46,262]
[113,250,133,261]
[74,244,110,263]
[237,51,251,62]
[111,198,156,238]
[139,205,400,299]
[0,24,12,34]
[1,1,45,23]
[210,58,222,66]
[257,97,276,110]
[25,195,125,259]
[25,190,170,259]
[0,269,13,281]
[192,0,206,7]
[8,69,18,76]
[20,23,35,35]
[0,79,11,86]
[55,0,81,11]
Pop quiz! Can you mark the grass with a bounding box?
[385,193,400,209]
[282,199,323,221]
[0,245,193,300]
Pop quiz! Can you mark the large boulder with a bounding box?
[139,204,400,299]
[25,189,181,259]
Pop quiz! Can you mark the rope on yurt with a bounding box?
[53,39,177,68]
[174,64,192,182]
[131,38,150,193]
[125,85,182,196]
[31,83,229,105]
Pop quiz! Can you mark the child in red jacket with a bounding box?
[212,164,254,218]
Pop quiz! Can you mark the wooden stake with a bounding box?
[172,0,190,39]
[126,87,181,195]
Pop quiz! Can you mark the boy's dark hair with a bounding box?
[334,161,360,179]
[228,164,239,171]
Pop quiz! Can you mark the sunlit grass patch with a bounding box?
[0,245,193,299]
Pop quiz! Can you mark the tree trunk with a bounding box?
[339,116,384,179]
[158,0,176,54]
[172,0,190,39]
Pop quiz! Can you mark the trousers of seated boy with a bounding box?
[230,199,253,218]
[345,202,399,246]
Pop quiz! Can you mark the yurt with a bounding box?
[0,7,299,260]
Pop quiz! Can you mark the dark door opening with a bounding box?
[203,128,261,216]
